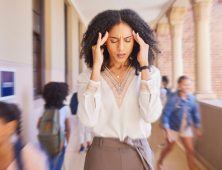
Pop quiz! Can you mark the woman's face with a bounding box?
[0,118,17,145]
[178,79,191,94]
[106,22,134,64]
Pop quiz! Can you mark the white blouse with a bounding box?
[77,65,162,141]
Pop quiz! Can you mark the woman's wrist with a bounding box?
[93,63,102,70]
[139,61,149,67]
[91,64,101,82]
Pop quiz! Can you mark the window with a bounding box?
[33,0,45,98]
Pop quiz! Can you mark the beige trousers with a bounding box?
[84,137,154,170]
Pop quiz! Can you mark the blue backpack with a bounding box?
[14,140,24,170]
[70,93,78,115]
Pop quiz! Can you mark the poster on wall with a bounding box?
[0,68,15,101]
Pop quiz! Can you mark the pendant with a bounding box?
[117,75,119,78]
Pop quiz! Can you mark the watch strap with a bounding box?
[139,66,151,72]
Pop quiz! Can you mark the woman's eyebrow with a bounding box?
[109,37,119,39]
[124,35,132,39]
[109,35,133,39]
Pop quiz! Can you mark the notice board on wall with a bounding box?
[0,68,15,101]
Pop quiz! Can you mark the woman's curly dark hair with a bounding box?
[80,9,160,75]
[0,102,22,140]
[42,82,69,109]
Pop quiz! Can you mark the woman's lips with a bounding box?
[117,54,126,58]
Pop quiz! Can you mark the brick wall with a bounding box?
[156,1,222,100]
[156,34,172,87]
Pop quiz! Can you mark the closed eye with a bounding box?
[124,37,132,43]
[111,41,118,43]
[110,36,132,43]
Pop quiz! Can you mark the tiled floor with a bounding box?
[63,118,200,170]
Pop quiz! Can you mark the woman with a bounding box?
[0,102,48,170]
[77,9,162,170]
[157,76,202,170]
[37,82,71,170]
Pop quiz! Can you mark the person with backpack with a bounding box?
[70,92,92,153]
[37,82,71,170]
[0,102,48,170]
[158,76,171,148]
[157,76,202,170]
[162,76,171,97]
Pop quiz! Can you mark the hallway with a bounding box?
[1,0,222,169]
[63,117,201,170]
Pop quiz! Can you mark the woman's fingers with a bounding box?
[132,30,149,49]
[100,31,109,46]
[132,30,139,44]
[97,32,102,47]
[96,31,109,48]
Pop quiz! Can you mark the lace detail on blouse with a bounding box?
[86,80,100,94]
[140,81,149,92]
[140,80,156,92]
[101,67,135,109]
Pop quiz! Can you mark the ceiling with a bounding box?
[71,0,175,27]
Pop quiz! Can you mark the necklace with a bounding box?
[105,64,131,83]
[110,71,120,78]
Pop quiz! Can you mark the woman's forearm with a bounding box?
[140,62,151,81]
[66,130,70,143]
[165,128,170,135]
[90,64,101,82]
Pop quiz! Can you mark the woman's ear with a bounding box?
[5,120,18,136]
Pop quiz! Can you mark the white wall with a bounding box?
[0,0,82,144]
[0,0,33,142]
[0,0,32,64]
[70,5,80,92]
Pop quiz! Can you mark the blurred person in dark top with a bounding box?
[157,76,202,170]
[0,102,48,170]
[162,76,171,97]
[158,76,171,148]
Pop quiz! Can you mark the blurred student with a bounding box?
[0,102,48,170]
[162,76,171,97]
[37,82,71,170]
[158,76,171,148]
[157,76,202,170]
[70,92,91,153]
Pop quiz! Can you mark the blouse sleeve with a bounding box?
[139,68,162,123]
[77,70,101,128]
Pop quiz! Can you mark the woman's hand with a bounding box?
[132,31,149,67]
[165,129,172,143]
[92,31,109,68]
[196,128,202,140]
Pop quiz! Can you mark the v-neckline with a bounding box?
[104,65,132,85]
[101,66,135,109]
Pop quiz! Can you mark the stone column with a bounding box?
[192,0,216,99]
[169,7,187,91]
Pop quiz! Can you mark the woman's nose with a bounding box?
[118,39,124,51]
